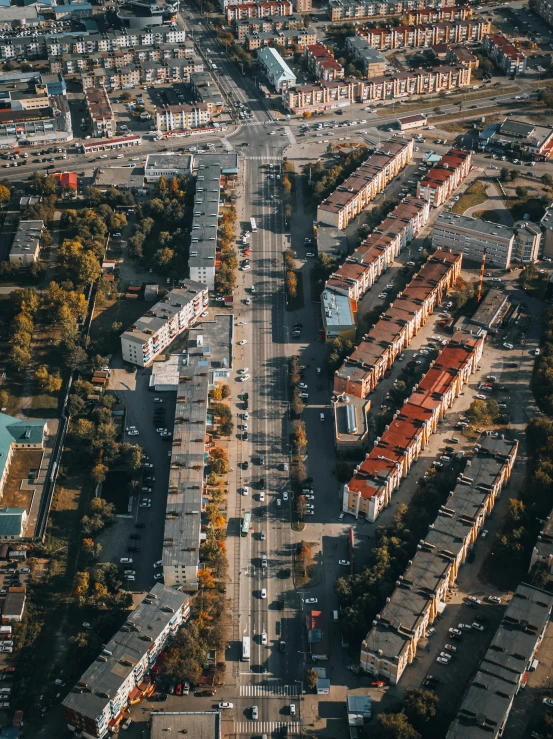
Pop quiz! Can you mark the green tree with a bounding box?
[375,712,420,739]
[403,688,439,727]
[500,167,510,182]
[515,185,528,199]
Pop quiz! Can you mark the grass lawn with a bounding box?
[452,180,488,214]
[2,450,43,511]
[286,270,305,312]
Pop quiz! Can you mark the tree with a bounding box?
[73,571,90,603]
[375,713,420,739]
[35,365,50,388]
[198,568,215,589]
[0,390,7,409]
[46,374,62,394]
[9,345,31,370]
[82,538,95,555]
[500,167,510,182]
[515,185,528,199]
[403,689,439,727]
[0,185,10,202]
[542,174,553,188]
[286,270,297,298]
[306,668,318,690]
[91,463,109,484]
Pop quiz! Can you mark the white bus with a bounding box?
[242,636,250,662]
[250,218,257,233]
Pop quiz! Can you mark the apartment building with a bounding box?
[189,153,240,290]
[446,583,553,739]
[295,0,312,10]
[342,332,485,522]
[321,288,357,341]
[190,73,224,113]
[358,18,490,50]
[258,46,297,91]
[84,86,114,138]
[417,148,472,207]
[405,6,470,23]
[529,514,553,583]
[282,64,471,113]
[145,153,192,181]
[333,250,461,398]
[360,435,519,684]
[326,196,430,304]
[120,282,209,367]
[9,220,43,266]
[226,0,293,22]
[433,212,541,267]
[304,43,344,81]
[80,57,205,89]
[482,33,526,76]
[62,585,191,739]
[245,27,316,49]
[45,25,188,57]
[155,104,211,133]
[316,138,414,229]
[345,36,386,76]
[534,0,553,28]
[327,0,453,21]
[50,43,194,74]
[479,118,553,162]
[236,14,304,41]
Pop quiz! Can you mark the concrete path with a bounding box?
[464,181,515,226]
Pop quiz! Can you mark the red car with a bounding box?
[175,683,183,696]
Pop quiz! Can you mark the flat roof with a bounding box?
[10,219,42,259]
[145,154,193,173]
[188,314,233,372]
[322,289,355,329]
[469,288,509,329]
[435,211,513,241]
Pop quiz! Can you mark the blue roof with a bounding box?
[0,508,26,537]
[0,412,45,485]
[322,289,354,328]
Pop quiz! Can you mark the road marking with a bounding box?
[244,155,283,161]
[239,684,299,697]
[234,722,301,734]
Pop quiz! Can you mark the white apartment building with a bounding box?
[155,103,211,133]
[433,212,541,268]
[9,220,43,266]
[120,281,208,367]
[62,585,190,739]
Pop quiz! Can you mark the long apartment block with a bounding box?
[446,583,553,739]
[236,13,304,40]
[283,64,471,114]
[304,43,344,81]
[329,0,446,21]
[333,250,461,398]
[62,585,191,738]
[357,18,490,50]
[360,434,519,685]
[245,27,316,50]
[316,138,414,229]
[326,196,430,304]
[120,281,209,367]
[342,330,484,522]
[226,0,293,22]
[534,0,553,28]
[417,148,472,207]
[80,58,205,89]
[52,45,200,74]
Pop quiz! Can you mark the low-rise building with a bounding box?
[0,507,29,541]
[397,113,427,130]
[345,36,386,76]
[9,219,43,266]
[343,331,485,522]
[306,610,328,661]
[304,43,345,81]
[282,64,471,113]
[321,288,356,341]
[479,118,553,162]
[334,394,371,455]
[417,148,472,207]
[317,138,414,229]
[533,0,553,29]
[541,204,553,258]
[84,86,114,138]
[144,153,193,181]
[529,513,553,583]
[80,135,142,155]
[358,18,490,49]
[326,196,430,304]
[328,0,469,22]
[2,587,25,622]
[359,436,518,684]
[333,250,461,398]
[446,44,479,69]
[482,33,526,76]
[433,212,540,267]
[469,288,509,331]
[190,73,225,114]
[446,583,553,739]
[62,585,191,738]
[258,46,296,91]
[295,0,312,11]
[154,104,212,134]
[80,57,205,89]
[0,412,46,499]
[120,281,209,367]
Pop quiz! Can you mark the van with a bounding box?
[530,658,539,671]
[316,367,321,375]
[320,413,325,422]
[333,610,339,623]
[120,558,133,565]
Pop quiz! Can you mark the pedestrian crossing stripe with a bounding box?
[240,684,299,697]
[244,156,282,161]
[234,722,301,734]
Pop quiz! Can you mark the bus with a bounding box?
[242,636,250,662]
[241,512,251,537]
[250,218,257,233]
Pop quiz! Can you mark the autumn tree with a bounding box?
[198,568,215,589]
[306,668,318,691]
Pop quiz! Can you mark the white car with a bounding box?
[154,572,164,580]
[261,589,267,599]
[238,339,247,345]
[140,499,151,508]
[243,486,249,496]
[219,702,233,709]
[238,368,249,374]
[270,131,276,135]
[128,430,139,436]
[338,560,350,566]
[201,311,209,317]
[503,342,514,350]
[154,560,163,568]
[487,595,501,604]
[468,596,482,604]
[241,264,251,271]
[305,598,318,604]
[261,631,268,645]
[239,374,250,382]
[259,492,265,502]
[283,491,289,501]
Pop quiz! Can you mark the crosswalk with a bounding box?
[240,684,299,697]
[235,722,301,735]
[244,155,283,162]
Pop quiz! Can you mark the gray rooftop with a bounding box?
[435,211,514,241]
[322,289,355,330]
[447,583,553,739]
[145,154,192,173]
[346,35,386,63]
[188,314,233,373]
[258,46,296,81]
[94,166,145,190]
[9,219,42,259]
[63,585,189,721]
[469,289,509,329]
[150,712,221,739]
[121,281,206,348]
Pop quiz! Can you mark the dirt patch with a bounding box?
[2,450,43,510]
[294,540,319,588]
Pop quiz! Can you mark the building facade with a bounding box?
[258,46,297,91]
[358,18,489,49]
[84,86,114,138]
[328,0,469,21]
[317,138,414,229]
[482,33,526,76]
[120,281,209,367]
[417,148,472,207]
[155,104,211,133]
[304,43,344,81]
